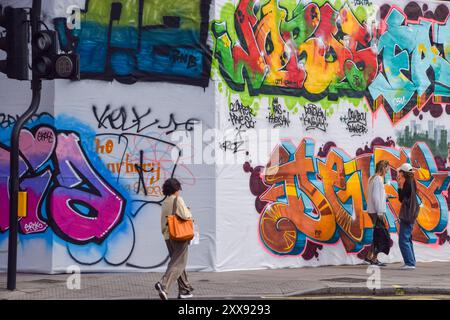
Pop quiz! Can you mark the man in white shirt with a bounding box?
[365,160,389,266]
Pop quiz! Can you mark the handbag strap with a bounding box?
[166,197,178,226]
[172,196,178,215]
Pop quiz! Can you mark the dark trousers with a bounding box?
[369,213,381,254]
[160,239,193,294]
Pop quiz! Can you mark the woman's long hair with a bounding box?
[401,170,417,191]
[402,171,415,181]
[369,160,389,184]
[375,160,389,175]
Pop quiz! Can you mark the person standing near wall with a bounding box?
[397,163,420,270]
[155,178,194,300]
[365,160,390,266]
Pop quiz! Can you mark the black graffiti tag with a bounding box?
[340,109,368,136]
[229,100,256,130]
[299,104,328,132]
[93,105,158,133]
[36,129,55,144]
[353,0,372,6]
[93,105,200,135]
[171,49,198,69]
[220,128,247,154]
[157,113,201,135]
[267,98,290,128]
[0,114,19,128]
[220,140,246,154]
[134,150,153,196]
[0,113,45,129]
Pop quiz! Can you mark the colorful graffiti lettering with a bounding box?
[212,0,377,99]
[369,4,450,123]
[246,138,450,256]
[212,1,450,123]
[0,112,197,269]
[54,0,212,87]
[0,123,125,244]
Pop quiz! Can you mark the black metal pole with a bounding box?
[7,0,41,291]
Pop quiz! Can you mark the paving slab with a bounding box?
[0,262,449,300]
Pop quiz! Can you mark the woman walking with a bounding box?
[155,178,194,300]
[397,163,420,270]
[365,160,389,266]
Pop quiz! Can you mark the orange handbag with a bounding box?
[167,197,194,241]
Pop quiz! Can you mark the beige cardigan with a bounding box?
[160,195,192,240]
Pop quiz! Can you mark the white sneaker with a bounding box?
[155,282,168,300]
[178,292,194,299]
[401,265,416,270]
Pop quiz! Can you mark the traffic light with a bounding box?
[32,30,79,80]
[0,5,79,81]
[0,6,30,80]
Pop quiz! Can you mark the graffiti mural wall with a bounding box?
[0,0,449,273]
[214,0,450,270]
[0,0,216,273]
[0,95,216,272]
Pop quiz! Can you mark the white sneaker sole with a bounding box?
[155,283,168,300]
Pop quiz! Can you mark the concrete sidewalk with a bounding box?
[1,261,450,300]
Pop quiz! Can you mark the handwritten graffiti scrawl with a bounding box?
[246,139,450,257]
[54,0,212,87]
